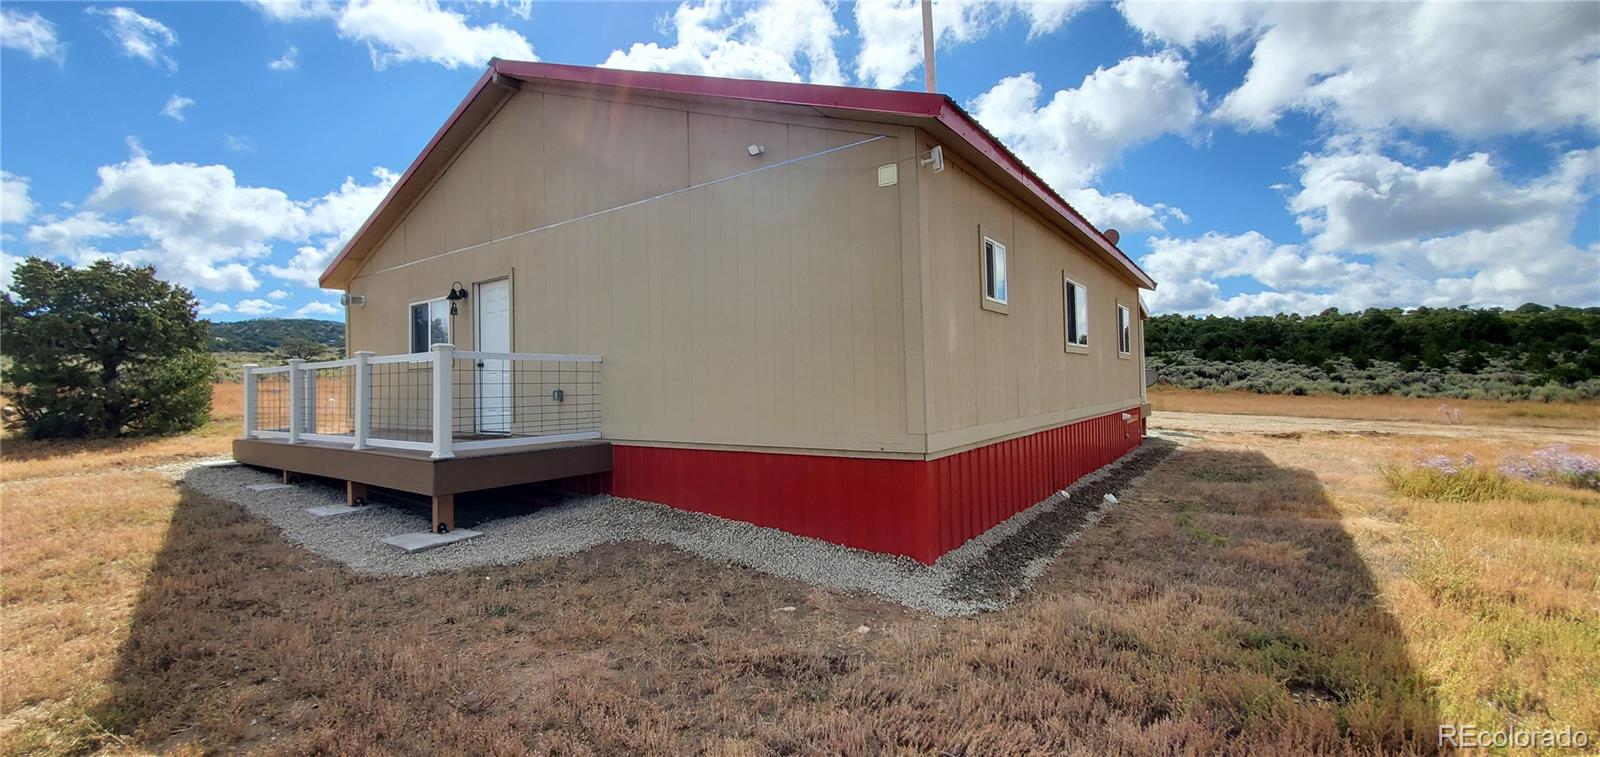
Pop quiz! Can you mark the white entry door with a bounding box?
[475,279,512,434]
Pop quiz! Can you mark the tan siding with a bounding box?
[346,88,916,454]
[920,154,1145,455]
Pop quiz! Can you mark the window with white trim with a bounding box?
[409,298,451,353]
[982,237,1008,304]
[1064,277,1088,348]
[1117,304,1131,355]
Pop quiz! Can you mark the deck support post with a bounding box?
[432,494,455,533]
[241,364,258,439]
[430,343,454,460]
[287,358,305,444]
[353,351,373,450]
[347,481,368,507]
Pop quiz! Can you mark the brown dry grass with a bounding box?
[4,407,1598,753]
[1,384,241,483]
[1150,386,1600,429]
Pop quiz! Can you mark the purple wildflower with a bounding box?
[1499,445,1600,491]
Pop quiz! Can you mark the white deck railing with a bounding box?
[242,344,602,459]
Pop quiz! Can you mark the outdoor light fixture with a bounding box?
[445,281,468,315]
[340,293,366,308]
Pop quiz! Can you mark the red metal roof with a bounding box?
[320,60,1156,289]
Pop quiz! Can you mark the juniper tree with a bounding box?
[1,258,215,439]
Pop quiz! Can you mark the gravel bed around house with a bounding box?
[178,439,1178,616]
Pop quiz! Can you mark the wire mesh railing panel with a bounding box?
[304,365,355,436]
[367,358,434,443]
[253,371,291,433]
[244,350,602,451]
[450,356,601,442]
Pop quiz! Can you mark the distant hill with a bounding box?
[206,318,345,353]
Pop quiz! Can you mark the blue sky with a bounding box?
[2,0,1596,321]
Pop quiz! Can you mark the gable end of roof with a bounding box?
[320,60,1156,291]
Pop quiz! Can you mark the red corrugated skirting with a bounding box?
[555,407,1143,564]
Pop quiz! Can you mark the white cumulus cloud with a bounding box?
[22,141,396,293]
[161,94,195,121]
[602,0,844,84]
[2,172,36,224]
[250,0,534,70]
[294,301,341,317]
[87,6,178,71]
[1119,1,1600,137]
[234,298,282,316]
[1141,147,1600,315]
[223,134,257,153]
[967,54,1203,232]
[262,167,399,287]
[1,8,65,62]
[268,44,299,71]
[1290,149,1600,252]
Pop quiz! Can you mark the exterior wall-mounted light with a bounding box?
[445,281,469,316]
[340,293,366,308]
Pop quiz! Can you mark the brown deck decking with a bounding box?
[232,437,612,532]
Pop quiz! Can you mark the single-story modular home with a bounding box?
[234,60,1156,564]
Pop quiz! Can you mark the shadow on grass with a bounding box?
[1040,446,1444,752]
[90,446,1443,754]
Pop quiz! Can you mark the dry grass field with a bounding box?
[1151,385,1600,430]
[1,384,241,483]
[2,386,1597,753]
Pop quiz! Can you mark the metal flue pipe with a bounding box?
[922,0,936,93]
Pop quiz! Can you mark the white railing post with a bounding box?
[353,351,373,449]
[430,343,454,459]
[287,358,305,444]
[304,365,318,435]
[241,364,258,439]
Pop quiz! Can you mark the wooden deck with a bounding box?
[232,436,612,533]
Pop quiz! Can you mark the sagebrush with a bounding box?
[1151,351,1600,402]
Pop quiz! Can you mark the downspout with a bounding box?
[1139,312,1148,405]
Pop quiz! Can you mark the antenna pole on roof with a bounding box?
[921,0,937,93]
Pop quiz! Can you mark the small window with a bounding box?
[409,298,451,353]
[1117,304,1131,355]
[982,238,1007,304]
[1064,277,1088,348]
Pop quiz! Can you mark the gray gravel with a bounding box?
[179,440,1174,616]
